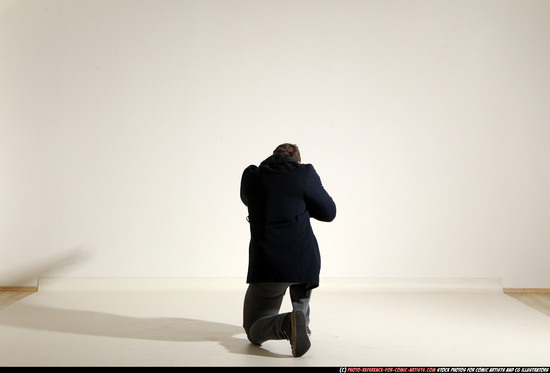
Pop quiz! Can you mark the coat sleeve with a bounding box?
[240,165,256,206]
[304,164,336,222]
[240,170,248,206]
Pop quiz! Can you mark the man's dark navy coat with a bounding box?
[240,153,336,289]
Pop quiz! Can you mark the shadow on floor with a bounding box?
[1,303,289,358]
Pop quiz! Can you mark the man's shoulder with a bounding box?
[241,165,258,180]
[300,163,317,173]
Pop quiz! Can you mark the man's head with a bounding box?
[273,143,301,163]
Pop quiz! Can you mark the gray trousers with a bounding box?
[243,282,311,345]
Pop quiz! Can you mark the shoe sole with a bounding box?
[291,309,311,357]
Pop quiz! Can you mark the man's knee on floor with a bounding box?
[244,328,262,346]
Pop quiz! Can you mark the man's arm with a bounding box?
[241,165,258,206]
[304,165,336,222]
[240,169,249,206]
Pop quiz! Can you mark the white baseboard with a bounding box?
[36,277,504,293]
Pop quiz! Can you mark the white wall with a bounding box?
[1,0,549,287]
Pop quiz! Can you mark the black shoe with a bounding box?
[290,309,311,357]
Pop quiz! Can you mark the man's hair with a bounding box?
[273,143,301,163]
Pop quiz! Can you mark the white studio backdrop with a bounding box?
[1,0,549,287]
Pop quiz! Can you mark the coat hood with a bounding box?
[260,153,298,166]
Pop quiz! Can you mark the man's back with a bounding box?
[240,152,336,287]
[241,155,308,224]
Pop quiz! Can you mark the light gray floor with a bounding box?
[1,278,550,367]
